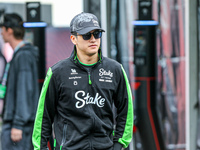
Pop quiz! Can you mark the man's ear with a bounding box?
[8,27,13,32]
[70,35,77,45]
[7,27,14,35]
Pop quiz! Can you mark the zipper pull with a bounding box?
[54,139,56,150]
[89,74,92,85]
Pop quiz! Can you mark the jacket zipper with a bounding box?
[88,72,92,85]
[75,61,93,85]
[54,139,56,150]
[60,124,67,150]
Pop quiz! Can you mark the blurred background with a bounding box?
[0,0,199,150]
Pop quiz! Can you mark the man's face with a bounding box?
[71,30,101,57]
[1,26,9,43]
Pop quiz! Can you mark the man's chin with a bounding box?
[87,51,98,56]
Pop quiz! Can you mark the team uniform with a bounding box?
[32,47,133,150]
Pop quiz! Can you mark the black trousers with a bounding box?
[1,122,34,150]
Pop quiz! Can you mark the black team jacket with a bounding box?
[3,43,39,129]
[32,47,134,150]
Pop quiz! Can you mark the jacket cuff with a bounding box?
[12,124,23,130]
[113,142,123,150]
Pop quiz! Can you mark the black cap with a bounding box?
[0,13,23,28]
[70,12,105,34]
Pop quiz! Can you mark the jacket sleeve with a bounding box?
[113,65,134,148]
[13,52,38,129]
[32,68,57,150]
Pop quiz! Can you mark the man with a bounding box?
[32,12,133,150]
[0,11,6,82]
[0,50,6,82]
[0,49,6,114]
[0,13,39,150]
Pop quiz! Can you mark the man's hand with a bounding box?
[11,128,22,142]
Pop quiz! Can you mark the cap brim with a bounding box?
[76,26,105,34]
[0,15,4,27]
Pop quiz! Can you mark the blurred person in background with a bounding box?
[0,13,39,150]
[0,10,6,82]
[0,39,7,115]
[0,48,6,83]
[32,12,134,150]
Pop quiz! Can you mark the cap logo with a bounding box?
[72,13,95,31]
[92,19,99,27]
[70,12,105,34]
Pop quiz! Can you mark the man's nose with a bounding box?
[90,34,95,41]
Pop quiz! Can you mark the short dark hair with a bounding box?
[0,13,25,39]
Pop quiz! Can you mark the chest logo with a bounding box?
[75,91,105,109]
[71,69,78,75]
[99,68,113,83]
[99,68,113,77]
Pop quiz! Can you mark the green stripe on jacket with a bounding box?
[118,65,134,148]
[32,68,53,150]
